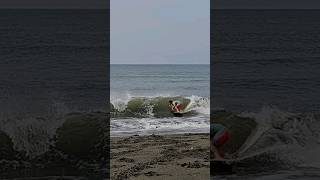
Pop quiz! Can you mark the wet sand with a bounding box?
[111,133,209,180]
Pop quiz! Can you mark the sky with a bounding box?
[213,0,320,9]
[111,0,210,64]
[0,0,107,9]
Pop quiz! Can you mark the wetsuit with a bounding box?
[173,100,183,112]
[211,123,230,147]
[175,103,183,111]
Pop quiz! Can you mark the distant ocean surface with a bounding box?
[110,64,210,136]
[213,10,320,113]
[111,64,209,97]
[0,9,108,115]
[212,10,320,179]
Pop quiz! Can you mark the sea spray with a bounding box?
[110,93,132,112]
[187,95,210,115]
[217,106,320,173]
[0,101,70,157]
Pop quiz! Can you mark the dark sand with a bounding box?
[111,133,209,180]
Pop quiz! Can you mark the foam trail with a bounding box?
[111,116,210,137]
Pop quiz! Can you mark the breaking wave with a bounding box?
[110,95,210,118]
[213,106,320,175]
[0,100,108,178]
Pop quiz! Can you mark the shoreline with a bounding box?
[111,133,210,180]
[110,131,209,138]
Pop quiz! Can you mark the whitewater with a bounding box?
[110,95,210,136]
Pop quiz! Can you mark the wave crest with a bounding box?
[215,106,320,173]
[111,95,209,118]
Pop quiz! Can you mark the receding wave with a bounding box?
[111,95,209,118]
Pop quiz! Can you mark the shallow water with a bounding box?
[111,115,210,137]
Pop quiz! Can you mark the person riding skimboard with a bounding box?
[168,100,183,113]
[211,123,230,160]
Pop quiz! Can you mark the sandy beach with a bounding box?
[111,133,209,180]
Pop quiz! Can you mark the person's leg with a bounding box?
[213,129,230,159]
[211,140,224,160]
[218,147,225,158]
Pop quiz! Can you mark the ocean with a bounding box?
[212,10,320,179]
[213,10,320,113]
[2,8,320,179]
[0,9,108,178]
[110,64,210,136]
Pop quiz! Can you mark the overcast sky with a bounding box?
[213,0,320,9]
[111,0,210,64]
[0,0,107,9]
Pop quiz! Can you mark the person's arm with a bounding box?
[169,105,174,111]
[175,106,179,112]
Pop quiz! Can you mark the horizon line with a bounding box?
[0,8,109,10]
[212,8,320,10]
[1,8,319,10]
[110,63,210,65]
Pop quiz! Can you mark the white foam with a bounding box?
[186,95,210,115]
[111,115,210,137]
[0,101,69,157]
[110,92,132,112]
[110,94,210,116]
[235,106,320,169]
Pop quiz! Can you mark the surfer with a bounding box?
[211,123,230,160]
[168,100,183,113]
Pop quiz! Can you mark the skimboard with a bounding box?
[172,112,183,117]
[211,151,279,176]
[211,160,233,175]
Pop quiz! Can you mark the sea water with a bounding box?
[110,64,210,136]
[212,10,320,179]
[0,10,108,178]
